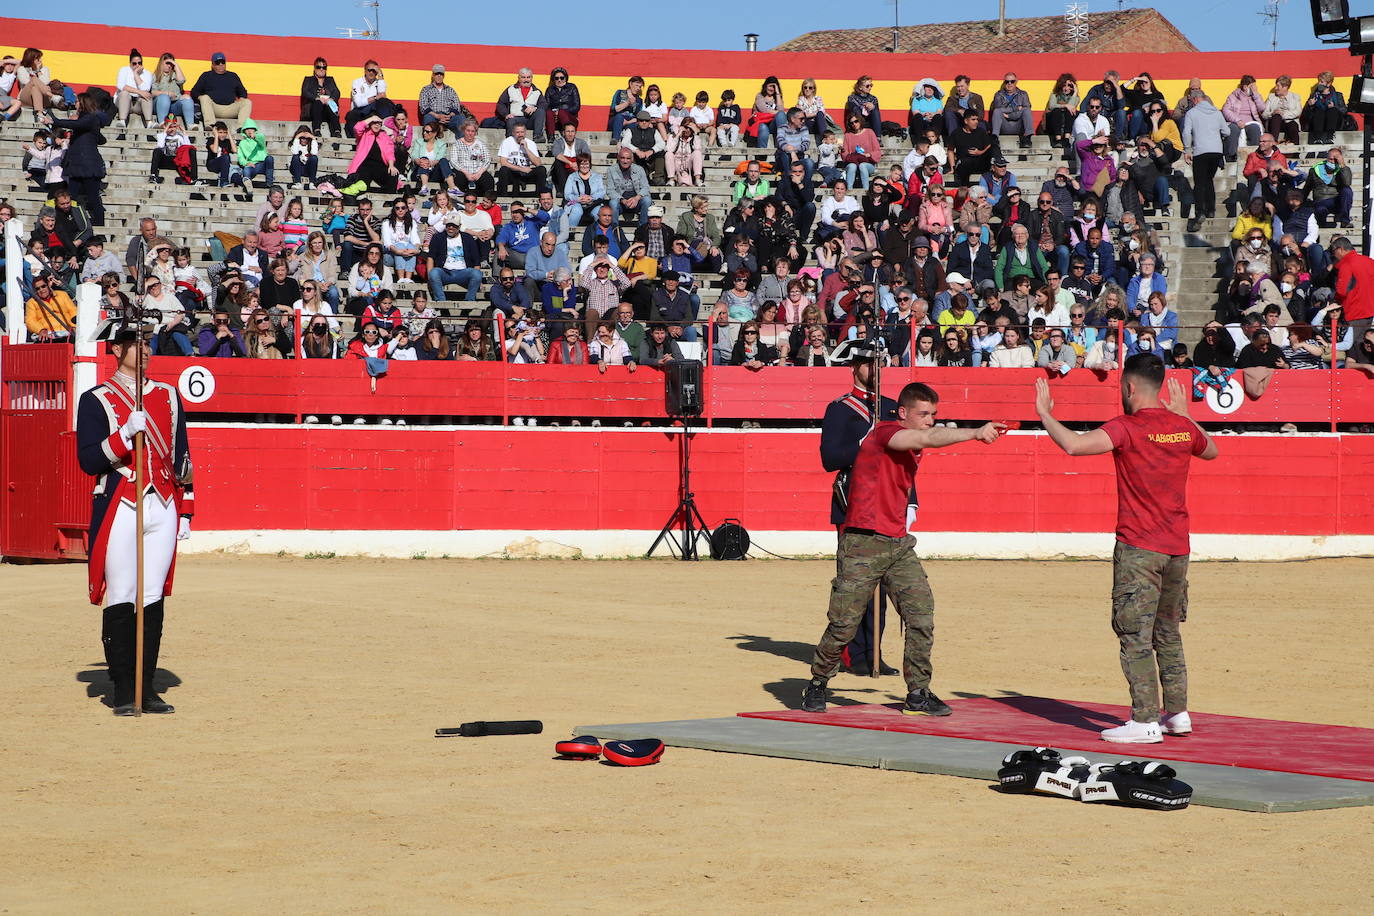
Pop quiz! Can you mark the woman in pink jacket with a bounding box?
[1221,75,1265,160]
[343,114,399,194]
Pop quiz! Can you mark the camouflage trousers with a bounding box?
[811,532,935,693]
[1112,541,1190,723]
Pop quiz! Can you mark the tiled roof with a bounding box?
[773,9,1197,55]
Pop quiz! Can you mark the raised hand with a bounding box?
[1160,377,1190,416]
[1034,377,1055,417]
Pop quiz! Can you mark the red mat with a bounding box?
[739,697,1374,783]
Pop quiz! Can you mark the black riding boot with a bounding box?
[101,602,137,715]
[141,600,174,713]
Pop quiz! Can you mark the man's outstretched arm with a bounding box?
[888,421,1007,452]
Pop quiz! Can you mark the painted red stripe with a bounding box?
[9,17,1357,80]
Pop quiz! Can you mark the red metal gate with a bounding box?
[0,343,89,560]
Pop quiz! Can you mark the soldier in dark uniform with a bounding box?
[76,317,194,716]
[819,341,900,676]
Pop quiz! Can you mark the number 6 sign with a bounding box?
[177,365,217,404]
[1203,377,1243,415]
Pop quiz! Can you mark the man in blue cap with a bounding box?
[190,52,251,130]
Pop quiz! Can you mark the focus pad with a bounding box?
[996,746,1064,794]
[602,739,665,766]
[1079,760,1193,810]
[555,736,603,760]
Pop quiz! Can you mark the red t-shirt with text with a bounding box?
[1099,408,1207,556]
[843,422,921,538]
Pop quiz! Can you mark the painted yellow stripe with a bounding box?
[5,47,1329,115]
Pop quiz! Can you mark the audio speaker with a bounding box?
[664,359,703,417]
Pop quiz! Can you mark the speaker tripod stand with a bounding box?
[646,417,710,560]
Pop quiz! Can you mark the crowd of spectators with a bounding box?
[4,49,1372,412]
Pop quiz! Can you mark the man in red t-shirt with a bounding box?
[803,383,1006,717]
[1035,354,1217,744]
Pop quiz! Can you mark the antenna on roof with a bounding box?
[1259,0,1287,52]
[338,0,381,39]
[1066,3,1091,48]
[888,0,901,53]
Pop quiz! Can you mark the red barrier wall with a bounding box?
[133,357,1374,427]
[4,17,1360,123]
[188,425,1374,538]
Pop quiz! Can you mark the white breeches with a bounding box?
[104,495,178,606]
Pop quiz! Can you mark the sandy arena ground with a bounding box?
[4,555,1372,914]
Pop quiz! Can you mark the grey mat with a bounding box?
[575,716,1374,814]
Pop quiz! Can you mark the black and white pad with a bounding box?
[997,747,1092,799]
[1078,760,1193,810]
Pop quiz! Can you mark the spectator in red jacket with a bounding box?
[548,324,590,364]
[1241,134,1300,193]
[1331,237,1374,364]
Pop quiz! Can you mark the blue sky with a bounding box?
[39,0,1331,52]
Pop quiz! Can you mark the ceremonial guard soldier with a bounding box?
[77,316,194,716]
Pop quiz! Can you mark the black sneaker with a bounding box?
[801,679,828,713]
[901,688,952,717]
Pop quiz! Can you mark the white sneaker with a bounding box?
[330,415,343,425]
[304,415,319,424]
[1160,711,1192,736]
[1101,720,1163,744]
[380,418,393,426]
[395,418,406,427]
[527,418,538,426]
[512,417,524,426]
[353,417,367,425]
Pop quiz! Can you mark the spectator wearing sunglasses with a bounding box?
[197,308,246,357]
[190,52,252,132]
[1083,70,1127,138]
[543,68,580,137]
[114,48,154,129]
[299,58,341,136]
[989,73,1033,149]
[345,60,394,134]
[24,272,76,342]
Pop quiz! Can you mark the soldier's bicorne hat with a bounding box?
[843,339,885,364]
[91,315,157,344]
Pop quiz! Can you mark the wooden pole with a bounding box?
[132,317,147,717]
[870,340,882,678]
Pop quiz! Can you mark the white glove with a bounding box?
[119,410,147,445]
[178,517,192,540]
